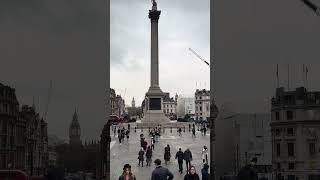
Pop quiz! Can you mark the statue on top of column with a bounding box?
[152,0,157,7]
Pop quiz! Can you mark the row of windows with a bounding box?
[275,111,295,121]
[275,128,295,136]
[163,109,174,113]
[195,106,210,112]
[163,104,174,108]
[276,142,316,157]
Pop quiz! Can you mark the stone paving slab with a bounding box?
[110,126,210,180]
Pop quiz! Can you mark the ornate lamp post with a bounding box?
[210,101,218,180]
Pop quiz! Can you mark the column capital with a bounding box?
[149,10,161,22]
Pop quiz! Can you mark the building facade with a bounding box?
[271,87,320,180]
[195,89,210,121]
[0,83,48,176]
[176,96,195,118]
[215,110,272,179]
[162,93,177,118]
[110,88,117,115]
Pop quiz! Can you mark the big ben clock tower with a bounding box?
[69,109,82,145]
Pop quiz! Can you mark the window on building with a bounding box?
[288,143,294,157]
[200,107,202,111]
[276,143,281,157]
[287,175,295,180]
[200,113,202,115]
[275,112,280,120]
[170,109,172,113]
[275,129,280,136]
[200,97,202,100]
[286,111,293,120]
[288,162,295,170]
[287,128,294,136]
[309,143,316,156]
[277,163,281,170]
[4,104,8,113]
[200,102,202,104]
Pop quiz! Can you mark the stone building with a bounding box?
[271,87,320,180]
[195,89,210,121]
[162,92,177,118]
[0,83,48,176]
[0,83,20,169]
[215,110,272,179]
[55,111,102,177]
[110,88,117,115]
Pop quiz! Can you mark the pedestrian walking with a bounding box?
[164,144,171,165]
[134,126,136,133]
[203,126,207,136]
[118,164,136,180]
[151,159,174,180]
[128,123,130,130]
[201,163,209,180]
[184,148,193,173]
[138,148,145,167]
[114,126,117,137]
[184,165,200,180]
[118,132,122,144]
[146,146,153,166]
[126,129,130,141]
[151,137,155,150]
[192,127,196,137]
[175,148,184,174]
[178,128,182,136]
[118,128,121,136]
[143,140,148,151]
[202,146,208,164]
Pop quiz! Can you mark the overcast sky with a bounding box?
[213,0,320,113]
[110,0,210,106]
[0,0,107,141]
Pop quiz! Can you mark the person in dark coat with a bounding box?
[138,148,145,167]
[175,148,184,173]
[201,163,209,180]
[118,164,136,180]
[164,144,171,164]
[143,140,148,151]
[192,127,196,137]
[126,129,130,140]
[184,148,193,173]
[151,159,174,180]
[184,165,200,180]
[237,158,258,180]
[146,146,153,166]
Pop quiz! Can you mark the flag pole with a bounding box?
[303,64,304,87]
[276,64,279,88]
[287,64,290,91]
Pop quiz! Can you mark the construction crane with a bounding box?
[188,48,210,66]
[43,80,53,120]
[301,0,320,16]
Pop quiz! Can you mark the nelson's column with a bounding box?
[141,0,170,126]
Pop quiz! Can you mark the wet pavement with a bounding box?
[110,125,210,180]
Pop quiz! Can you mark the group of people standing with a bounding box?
[112,124,131,144]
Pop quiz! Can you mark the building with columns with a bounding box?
[271,87,320,180]
[195,89,210,121]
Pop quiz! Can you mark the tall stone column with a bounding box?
[149,2,161,88]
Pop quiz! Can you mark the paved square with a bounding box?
[110,125,210,180]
